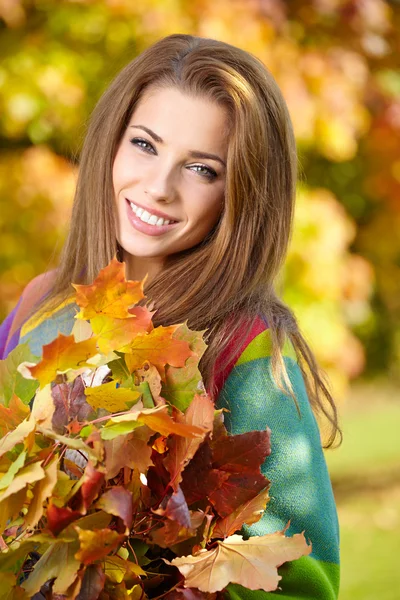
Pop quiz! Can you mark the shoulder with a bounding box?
[7,269,59,342]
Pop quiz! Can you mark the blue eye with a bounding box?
[130,137,155,153]
[190,164,218,181]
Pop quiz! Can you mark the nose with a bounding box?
[144,161,177,204]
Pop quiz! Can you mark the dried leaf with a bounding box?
[0,395,30,437]
[27,334,99,389]
[24,458,59,531]
[103,555,145,583]
[22,540,81,596]
[95,486,133,530]
[212,488,271,538]
[52,377,93,433]
[75,527,125,564]
[0,418,35,458]
[169,529,312,592]
[124,325,193,378]
[73,258,144,320]
[84,381,141,413]
[164,395,214,491]
[47,502,82,536]
[104,428,153,480]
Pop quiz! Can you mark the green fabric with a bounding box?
[226,556,339,599]
[216,347,340,599]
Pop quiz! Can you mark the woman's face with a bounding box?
[113,86,229,278]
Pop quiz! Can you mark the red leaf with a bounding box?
[154,486,191,529]
[209,474,269,518]
[76,564,106,600]
[80,462,105,511]
[180,441,229,505]
[212,430,271,473]
[95,486,133,530]
[46,502,82,536]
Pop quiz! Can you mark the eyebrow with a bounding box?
[129,125,226,168]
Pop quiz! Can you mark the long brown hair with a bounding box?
[30,34,341,447]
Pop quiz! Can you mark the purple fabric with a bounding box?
[0,296,22,359]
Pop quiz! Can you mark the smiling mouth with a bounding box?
[126,199,179,227]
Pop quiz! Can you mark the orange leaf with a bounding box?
[0,395,30,437]
[72,258,145,320]
[75,527,125,564]
[164,395,214,491]
[169,528,312,593]
[28,334,98,388]
[124,325,193,379]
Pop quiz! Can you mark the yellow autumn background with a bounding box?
[0,1,399,598]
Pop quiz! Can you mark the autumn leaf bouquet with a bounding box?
[0,258,311,599]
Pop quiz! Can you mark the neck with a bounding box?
[121,252,164,285]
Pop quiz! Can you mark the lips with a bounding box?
[125,198,179,237]
[125,198,178,223]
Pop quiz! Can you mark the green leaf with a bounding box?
[0,343,40,407]
[0,450,26,491]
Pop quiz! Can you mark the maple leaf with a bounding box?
[162,324,207,411]
[0,394,30,437]
[0,342,40,407]
[104,426,153,480]
[101,405,206,441]
[169,529,312,593]
[75,527,125,564]
[84,380,141,413]
[0,418,35,458]
[95,486,133,530]
[46,502,82,536]
[180,441,229,505]
[91,305,153,354]
[103,555,145,584]
[149,511,205,549]
[164,395,215,491]
[79,461,106,512]
[0,461,44,503]
[0,487,26,535]
[124,325,193,379]
[24,458,59,532]
[52,377,93,433]
[26,334,99,389]
[72,258,144,320]
[21,540,81,596]
[153,486,192,529]
[212,488,271,538]
[75,564,106,600]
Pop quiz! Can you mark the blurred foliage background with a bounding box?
[0,1,399,598]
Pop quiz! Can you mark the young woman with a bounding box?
[0,34,340,599]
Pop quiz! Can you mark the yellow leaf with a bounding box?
[24,458,58,531]
[84,380,141,412]
[72,257,145,320]
[170,529,312,593]
[0,461,45,503]
[0,418,35,458]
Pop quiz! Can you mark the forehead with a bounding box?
[128,86,230,155]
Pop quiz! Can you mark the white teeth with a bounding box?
[141,210,151,223]
[128,200,174,227]
[148,214,158,225]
